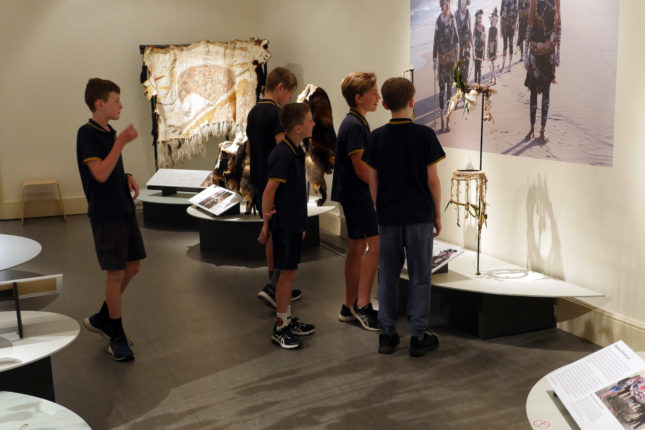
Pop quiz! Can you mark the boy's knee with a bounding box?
[126,260,141,276]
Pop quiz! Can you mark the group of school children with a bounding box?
[76,66,446,362]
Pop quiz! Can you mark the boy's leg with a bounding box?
[344,238,367,308]
[404,223,434,339]
[356,234,379,309]
[377,225,404,335]
[275,269,297,314]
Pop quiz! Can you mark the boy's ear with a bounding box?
[95,99,104,111]
[354,93,361,106]
[382,100,390,111]
[409,97,415,108]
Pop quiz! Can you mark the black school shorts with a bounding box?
[271,227,302,270]
[341,199,379,240]
[90,212,147,271]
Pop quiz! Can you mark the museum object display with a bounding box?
[141,38,271,168]
[296,84,336,206]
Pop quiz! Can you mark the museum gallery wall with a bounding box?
[1,0,645,348]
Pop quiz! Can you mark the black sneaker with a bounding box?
[257,284,303,308]
[108,335,135,361]
[351,302,380,331]
[409,331,439,357]
[83,314,112,340]
[287,316,315,336]
[378,333,400,355]
[271,325,303,349]
[338,304,356,322]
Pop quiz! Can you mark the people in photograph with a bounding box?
[246,67,303,308]
[523,0,561,141]
[77,78,146,362]
[433,0,459,132]
[488,8,500,85]
[363,77,446,357]
[455,0,472,84]
[472,9,486,84]
[500,0,519,72]
[331,72,380,331]
[259,103,316,349]
[517,0,530,60]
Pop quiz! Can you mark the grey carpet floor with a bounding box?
[0,213,597,429]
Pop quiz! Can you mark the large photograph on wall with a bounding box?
[411,0,618,166]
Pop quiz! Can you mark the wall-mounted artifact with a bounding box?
[141,38,270,168]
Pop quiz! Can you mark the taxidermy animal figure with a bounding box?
[297,84,336,206]
[213,131,256,214]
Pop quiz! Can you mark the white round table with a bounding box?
[0,311,80,401]
[0,234,42,271]
[526,352,645,429]
[0,390,90,429]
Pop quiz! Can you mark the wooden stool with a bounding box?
[21,179,67,224]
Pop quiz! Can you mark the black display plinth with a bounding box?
[198,214,320,259]
[0,356,55,401]
[397,277,556,339]
[142,200,197,228]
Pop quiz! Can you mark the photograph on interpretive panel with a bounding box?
[596,372,645,430]
[410,0,618,166]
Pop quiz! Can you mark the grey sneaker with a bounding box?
[271,325,302,349]
[83,314,112,340]
[258,284,303,308]
[287,316,315,336]
[108,335,135,362]
[351,302,380,331]
[338,304,356,322]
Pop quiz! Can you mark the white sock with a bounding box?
[276,311,289,329]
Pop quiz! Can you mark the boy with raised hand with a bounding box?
[247,67,302,308]
[331,72,380,331]
[259,103,316,349]
[362,77,446,357]
[77,78,146,362]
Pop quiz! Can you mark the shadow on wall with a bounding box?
[526,174,564,280]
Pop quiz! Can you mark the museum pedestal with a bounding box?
[187,198,333,259]
[137,188,198,228]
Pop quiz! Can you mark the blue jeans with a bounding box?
[378,223,434,338]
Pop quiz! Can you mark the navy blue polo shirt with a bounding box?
[362,118,446,226]
[331,109,371,204]
[246,99,285,191]
[267,136,307,233]
[76,119,135,219]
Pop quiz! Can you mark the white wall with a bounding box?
[1,0,644,345]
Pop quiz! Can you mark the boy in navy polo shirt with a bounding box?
[259,103,316,349]
[363,77,446,357]
[76,78,146,362]
[246,67,303,308]
[331,72,380,331]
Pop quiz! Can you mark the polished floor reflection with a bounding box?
[1,213,598,429]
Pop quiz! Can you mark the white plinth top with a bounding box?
[0,234,42,271]
[137,188,197,204]
[187,197,334,223]
[0,390,90,429]
[526,352,645,429]
[431,245,603,298]
[0,311,79,372]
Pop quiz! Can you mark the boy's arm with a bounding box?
[350,151,370,184]
[126,174,140,199]
[427,163,442,237]
[367,166,378,206]
[258,180,279,244]
[86,124,138,183]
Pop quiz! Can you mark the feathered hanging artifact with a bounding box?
[445,60,496,122]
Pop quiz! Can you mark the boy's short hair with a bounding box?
[341,72,377,108]
[85,78,120,112]
[279,103,310,132]
[266,67,298,92]
[381,77,415,112]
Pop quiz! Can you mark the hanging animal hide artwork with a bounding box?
[297,84,336,206]
[141,39,270,168]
